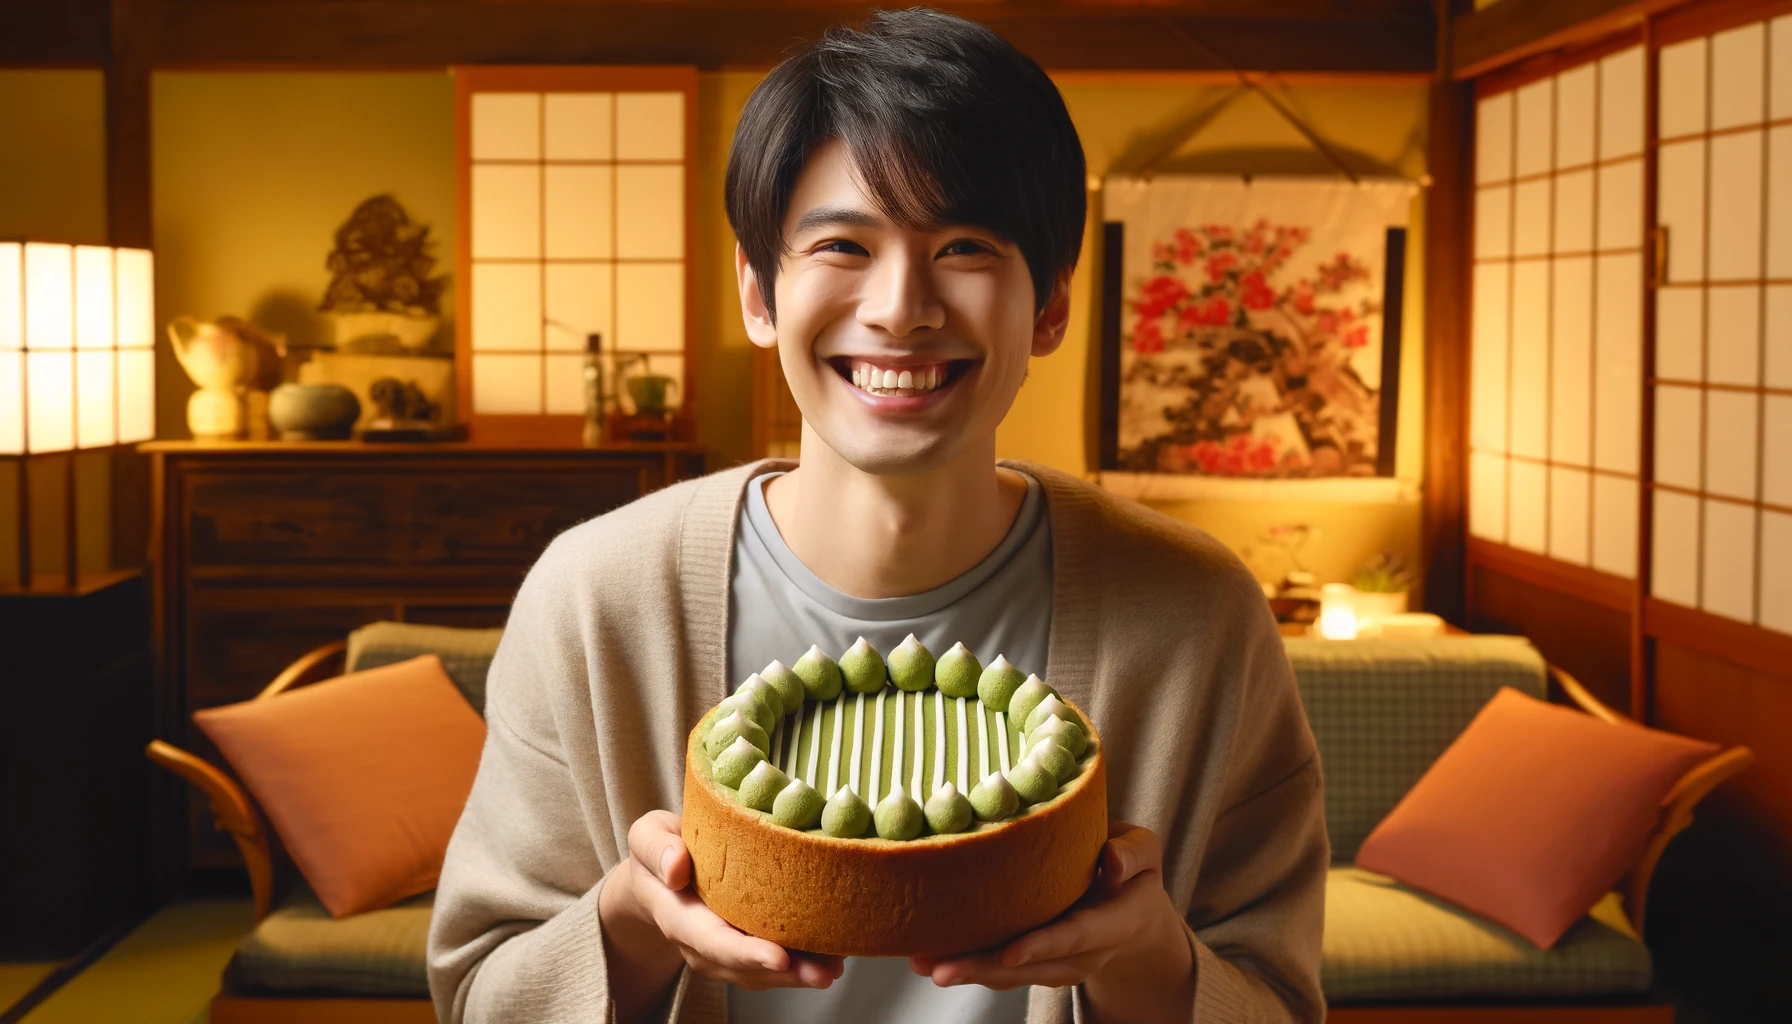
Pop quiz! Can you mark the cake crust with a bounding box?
[682,695,1107,957]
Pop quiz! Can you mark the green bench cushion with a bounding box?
[1285,636,1548,862]
[229,888,433,998]
[1322,867,1651,1001]
[345,621,503,716]
[228,871,1651,1002]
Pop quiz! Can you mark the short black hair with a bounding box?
[725,8,1086,320]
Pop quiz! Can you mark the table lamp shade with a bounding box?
[0,242,155,455]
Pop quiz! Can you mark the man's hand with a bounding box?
[908,823,1194,1022]
[599,810,844,1022]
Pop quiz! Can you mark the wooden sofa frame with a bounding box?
[147,643,1754,1024]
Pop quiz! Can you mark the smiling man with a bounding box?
[428,10,1325,1024]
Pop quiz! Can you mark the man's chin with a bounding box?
[811,427,965,478]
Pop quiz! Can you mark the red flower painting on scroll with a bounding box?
[1118,219,1382,477]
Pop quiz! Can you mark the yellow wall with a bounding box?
[0,70,110,585]
[150,71,457,439]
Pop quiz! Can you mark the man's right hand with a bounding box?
[599,810,844,1020]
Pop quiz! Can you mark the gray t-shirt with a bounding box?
[726,470,1051,1024]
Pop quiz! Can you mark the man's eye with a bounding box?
[939,239,993,258]
[817,239,869,256]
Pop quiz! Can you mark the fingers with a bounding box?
[681,948,844,992]
[911,864,1163,990]
[627,810,691,890]
[1099,824,1163,890]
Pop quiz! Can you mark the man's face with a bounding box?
[737,139,1069,475]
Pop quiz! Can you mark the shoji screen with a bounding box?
[1652,15,1792,634]
[1469,47,1647,577]
[455,67,696,443]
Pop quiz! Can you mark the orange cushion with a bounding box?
[193,654,485,918]
[1355,686,1720,949]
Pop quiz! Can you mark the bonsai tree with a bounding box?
[319,195,447,317]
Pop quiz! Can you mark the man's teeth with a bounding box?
[850,362,945,393]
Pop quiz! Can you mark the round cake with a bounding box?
[682,636,1106,957]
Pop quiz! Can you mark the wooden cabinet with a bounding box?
[144,441,704,875]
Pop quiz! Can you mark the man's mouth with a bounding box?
[831,357,974,398]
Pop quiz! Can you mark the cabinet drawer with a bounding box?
[409,464,645,564]
[186,472,398,566]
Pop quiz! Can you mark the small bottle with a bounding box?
[581,332,605,447]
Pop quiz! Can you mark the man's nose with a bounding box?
[856,247,946,338]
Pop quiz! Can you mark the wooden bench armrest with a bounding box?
[1548,664,1755,937]
[145,738,276,921]
[145,639,351,921]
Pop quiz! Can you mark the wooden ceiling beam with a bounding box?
[1450,0,1684,79]
[0,0,110,65]
[0,1,1432,73]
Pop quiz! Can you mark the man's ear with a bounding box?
[1031,269,1073,358]
[736,243,778,349]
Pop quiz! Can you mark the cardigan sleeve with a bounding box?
[1182,754,1328,1023]
[424,565,626,1024]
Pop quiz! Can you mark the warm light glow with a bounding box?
[74,245,115,350]
[24,243,73,351]
[116,249,154,349]
[25,350,74,453]
[0,243,20,351]
[118,348,155,444]
[0,353,21,454]
[75,349,116,448]
[1317,583,1360,640]
[3,242,156,452]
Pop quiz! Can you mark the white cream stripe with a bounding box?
[911,692,924,798]
[978,702,989,781]
[788,701,805,776]
[771,714,784,768]
[806,697,824,788]
[869,691,886,806]
[891,689,904,798]
[826,694,846,797]
[848,693,865,796]
[932,693,947,795]
[956,697,969,794]
[996,710,1011,774]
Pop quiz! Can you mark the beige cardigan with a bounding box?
[428,460,1326,1024]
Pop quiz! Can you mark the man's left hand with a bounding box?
[909,823,1194,1018]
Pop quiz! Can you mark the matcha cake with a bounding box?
[682,636,1106,957]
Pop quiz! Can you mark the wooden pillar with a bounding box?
[1422,0,1474,625]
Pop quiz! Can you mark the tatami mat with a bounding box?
[18,899,253,1024]
[0,964,56,1017]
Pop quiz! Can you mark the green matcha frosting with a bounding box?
[976,654,1027,711]
[887,634,935,692]
[839,637,887,695]
[771,778,824,829]
[718,690,776,736]
[713,736,767,789]
[1029,738,1077,784]
[706,710,770,759]
[969,771,1019,821]
[1006,752,1058,805]
[757,660,806,716]
[1027,714,1088,759]
[934,643,981,699]
[735,674,781,717]
[793,645,844,702]
[924,783,973,834]
[1007,674,1055,728]
[737,760,789,811]
[874,784,924,840]
[1024,693,1081,734]
[822,788,872,838]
